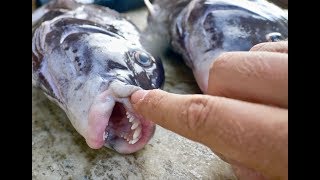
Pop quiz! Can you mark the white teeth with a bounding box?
[131,120,140,130]
[129,137,139,145]
[103,132,108,140]
[133,126,141,139]
[124,111,142,145]
[129,117,134,123]
[126,112,131,119]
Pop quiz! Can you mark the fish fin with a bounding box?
[144,0,156,17]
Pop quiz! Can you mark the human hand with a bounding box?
[269,0,288,8]
[130,41,288,180]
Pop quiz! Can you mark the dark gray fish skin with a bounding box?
[147,0,288,92]
[32,0,164,154]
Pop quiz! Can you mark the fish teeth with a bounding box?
[133,126,141,140]
[126,112,131,118]
[129,117,135,123]
[125,111,142,145]
[129,133,141,145]
[131,120,140,130]
[103,131,108,140]
[129,137,139,145]
[126,111,132,121]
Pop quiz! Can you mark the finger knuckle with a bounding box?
[230,52,270,80]
[244,54,272,79]
[181,96,216,134]
[212,52,235,70]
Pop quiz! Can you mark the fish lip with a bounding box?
[86,80,155,153]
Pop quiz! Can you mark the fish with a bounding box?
[32,0,164,154]
[145,0,288,92]
[36,0,147,12]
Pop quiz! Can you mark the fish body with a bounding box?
[36,0,147,12]
[32,0,164,154]
[147,0,288,92]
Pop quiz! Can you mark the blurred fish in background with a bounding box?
[32,0,37,11]
[36,0,149,12]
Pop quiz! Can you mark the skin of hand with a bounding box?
[130,41,288,180]
[269,0,288,8]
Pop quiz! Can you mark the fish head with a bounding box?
[74,35,164,154]
[77,35,164,154]
[143,0,192,52]
[32,11,164,154]
[169,0,288,92]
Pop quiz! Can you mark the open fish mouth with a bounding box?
[104,102,155,153]
[86,81,155,154]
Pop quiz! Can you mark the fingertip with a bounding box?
[130,90,151,104]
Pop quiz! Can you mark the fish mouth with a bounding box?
[86,81,155,154]
[104,102,155,154]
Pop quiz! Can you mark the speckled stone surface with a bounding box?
[32,3,236,180]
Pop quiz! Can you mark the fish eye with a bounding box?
[133,51,154,67]
[266,32,284,42]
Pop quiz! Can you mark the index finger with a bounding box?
[131,89,288,179]
[250,41,288,53]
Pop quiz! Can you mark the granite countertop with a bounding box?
[32,2,236,179]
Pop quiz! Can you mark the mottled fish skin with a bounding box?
[36,0,147,12]
[32,0,164,154]
[147,0,288,92]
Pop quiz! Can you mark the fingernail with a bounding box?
[131,90,150,104]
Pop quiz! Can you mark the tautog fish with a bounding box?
[145,0,288,92]
[32,0,164,154]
